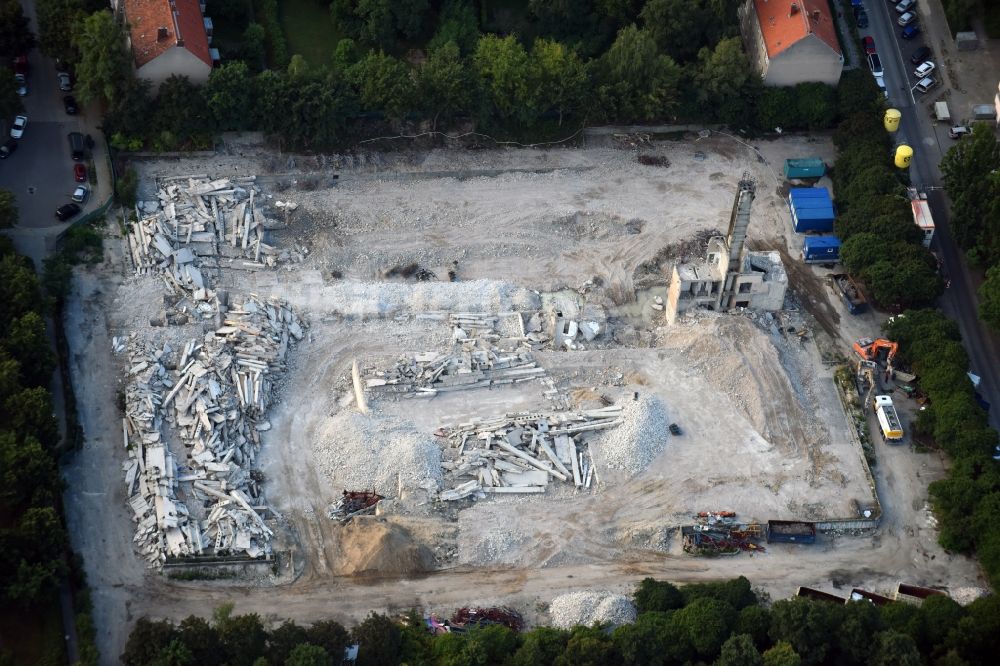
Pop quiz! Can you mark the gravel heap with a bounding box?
[597,394,670,476]
[549,591,637,629]
[314,410,443,496]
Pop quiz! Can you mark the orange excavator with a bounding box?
[853,338,899,375]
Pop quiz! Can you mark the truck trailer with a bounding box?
[908,189,935,247]
[873,395,904,442]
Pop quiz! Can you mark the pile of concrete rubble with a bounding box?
[436,407,623,501]
[364,313,547,396]
[118,293,305,566]
[126,175,293,283]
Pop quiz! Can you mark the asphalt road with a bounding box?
[0,45,96,229]
[864,2,1000,429]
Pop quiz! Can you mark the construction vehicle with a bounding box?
[853,338,899,376]
[857,359,878,408]
[873,395,904,442]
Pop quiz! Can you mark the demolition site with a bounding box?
[61,136,984,656]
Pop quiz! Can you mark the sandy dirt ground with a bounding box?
[61,136,987,663]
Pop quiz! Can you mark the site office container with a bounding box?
[802,236,841,263]
[784,158,826,179]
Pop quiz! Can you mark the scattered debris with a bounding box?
[451,607,524,632]
[120,293,305,566]
[328,490,384,522]
[682,512,765,556]
[436,407,622,501]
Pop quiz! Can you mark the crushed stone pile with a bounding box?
[314,411,443,496]
[597,395,670,476]
[549,591,637,629]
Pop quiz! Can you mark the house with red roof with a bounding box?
[739,0,843,86]
[122,0,215,87]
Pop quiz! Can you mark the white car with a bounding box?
[895,0,915,13]
[14,73,27,96]
[71,185,89,203]
[10,115,27,139]
[913,61,935,78]
[898,11,917,26]
[875,76,888,98]
[915,77,937,93]
[57,72,72,92]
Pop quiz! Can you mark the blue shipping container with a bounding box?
[791,196,834,210]
[802,236,841,262]
[792,207,835,233]
[789,187,830,199]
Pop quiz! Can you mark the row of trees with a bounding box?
[832,71,943,309]
[938,123,1000,333]
[122,576,1000,665]
[884,310,1000,589]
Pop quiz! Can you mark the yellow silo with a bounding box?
[884,109,901,132]
[894,145,913,169]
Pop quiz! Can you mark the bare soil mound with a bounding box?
[335,517,436,577]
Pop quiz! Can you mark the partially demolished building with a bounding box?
[665,174,787,324]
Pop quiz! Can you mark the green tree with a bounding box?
[305,620,350,660]
[717,633,763,666]
[694,37,752,108]
[673,597,737,660]
[756,87,795,133]
[4,312,54,388]
[428,0,479,55]
[762,641,802,666]
[0,0,35,59]
[176,615,223,666]
[837,69,882,119]
[284,643,330,666]
[865,258,942,309]
[633,578,684,613]
[417,41,474,127]
[555,625,619,666]
[0,70,22,124]
[528,38,588,126]
[979,264,1000,333]
[0,253,44,329]
[870,630,921,666]
[72,9,131,106]
[433,624,518,666]
[1,506,68,603]
[348,50,414,117]
[205,62,254,131]
[940,123,1000,263]
[36,0,85,63]
[266,621,308,665]
[511,627,568,666]
[472,34,533,124]
[0,433,60,510]
[737,605,772,650]
[680,576,757,610]
[769,598,842,665]
[287,54,309,79]
[594,24,681,122]
[152,639,194,666]
[216,611,268,666]
[4,387,60,450]
[614,611,692,665]
[241,22,267,70]
[641,0,710,62]
[122,618,178,666]
[152,76,215,150]
[352,613,402,666]
[0,188,17,228]
[792,82,836,130]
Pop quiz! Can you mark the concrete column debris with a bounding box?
[119,292,306,566]
[436,408,620,502]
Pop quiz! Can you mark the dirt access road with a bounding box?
[62,137,986,662]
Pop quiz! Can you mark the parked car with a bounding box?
[875,75,888,98]
[949,125,971,139]
[863,36,877,55]
[63,95,77,115]
[669,423,682,436]
[71,185,89,203]
[867,53,884,77]
[857,9,869,27]
[14,73,26,96]
[910,46,931,63]
[901,24,921,39]
[913,61,935,78]
[898,11,917,25]
[13,55,27,75]
[10,114,26,139]
[915,76,937,93]
[73,163,87,182]
[57,72,72,92]
[55,203,81,221]
[895,0,915,12]
[68,131,85,160]
[0,137,16,159]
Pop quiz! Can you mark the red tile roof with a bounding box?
[125,0,212,69]
[752,0,842,58]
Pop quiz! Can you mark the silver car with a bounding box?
[72,185,89,203]
[58,72,72,92]
[10,115,27,139]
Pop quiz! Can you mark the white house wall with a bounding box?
[136,46,211,88]
[763,35,843,87]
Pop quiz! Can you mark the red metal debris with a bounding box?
[451,607,524,632]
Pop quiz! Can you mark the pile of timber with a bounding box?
[436,407,623,501]
[126,176,286,285]
[364,312,546,397]
[119,294,305,566]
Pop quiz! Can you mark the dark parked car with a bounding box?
[669,423,682,436]
[63,95,77,114]
[856,9,868,28]
[901,24,921,39]
[0,138,16,159]
[910,46,931,63]
[68,131,85,160]
[55,203,81,221]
